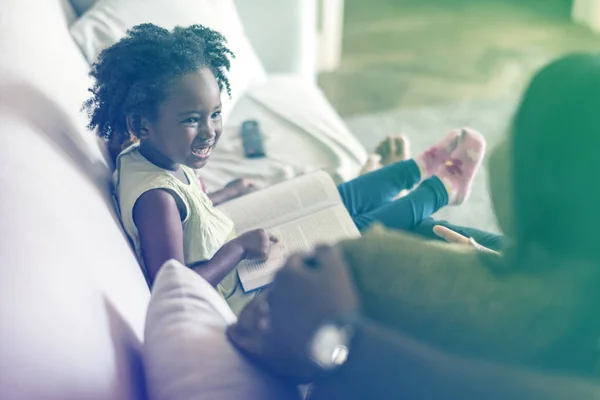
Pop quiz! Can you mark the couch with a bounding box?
[1,0,599,399]
[0,0,364,397]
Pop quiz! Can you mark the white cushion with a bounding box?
[61,0,78,25]
[0,111,150,399]
[200,75,369,191]
[144,260,299,400]
[0,0,107,168]
[69,0,268,123]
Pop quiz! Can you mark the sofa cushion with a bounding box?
[200,75,369,191]
[0,0,107,169]
[69,0,267,123]
[144,260,299,400]
[61,0,79,25]
[0,111,150,399]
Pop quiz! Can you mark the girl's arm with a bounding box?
[206,178,258,206]
[133,189,246,285]
[207,186,240,206]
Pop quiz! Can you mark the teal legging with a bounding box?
[337,159,504,251]
[338,160,448,232]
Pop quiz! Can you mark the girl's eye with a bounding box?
[184,117,199,124]
[211,111,222,120]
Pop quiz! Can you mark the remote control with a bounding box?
[241,120,266,158]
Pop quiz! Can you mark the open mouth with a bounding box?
[191,142,214,158]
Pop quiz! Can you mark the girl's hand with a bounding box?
[225,178,259,198]
[235,229,278,261]
[433,225,500,255]
[207,178,259,205]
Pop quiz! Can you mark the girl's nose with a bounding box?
[197,121,216,140]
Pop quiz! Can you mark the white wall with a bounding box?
[572,0,600,33]
[235,0,317,81]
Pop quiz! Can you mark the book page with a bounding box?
[217,171,340,233]
[237,204,361,292]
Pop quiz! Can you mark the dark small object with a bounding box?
[241,120,266,158]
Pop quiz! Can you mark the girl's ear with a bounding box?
[126,113,150,139]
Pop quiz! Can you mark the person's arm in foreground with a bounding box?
[227,245,466,399]
[313,315,599,400]
[228,246,599,400]
[133,188,275,285]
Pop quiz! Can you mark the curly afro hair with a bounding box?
[83,23,234,148]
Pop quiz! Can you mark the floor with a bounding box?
[319,0,600,232]
[319,0,600,117]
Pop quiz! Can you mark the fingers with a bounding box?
[313,245,342,268]
[226,298,271,357]
[376,137,392,159]
[284,252,311,272]
[272,253,319,290]
[234,294,267,333]
[468,237,501,255]
[288,245,337,271]
[256,295,271,332]
[388,136,396,159]
[269,254,312,305]
[375,138,386,156]
[468,237,481,249]
[433,225,470,245]
[275,246,343,282]
[434,226,501,255]
[249,230,276,261]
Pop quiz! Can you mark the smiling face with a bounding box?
[138,68,223,169]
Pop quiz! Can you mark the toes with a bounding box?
[393,135,410,160]
[387,137,397,160]
[359,154,383,175]
[375,136,393,160]
[383,136,394,154]
[376,135,411,165]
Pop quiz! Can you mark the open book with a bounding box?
[217,171,361,292]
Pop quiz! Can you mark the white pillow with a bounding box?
[69,0,268,122]
[144,260,300,400]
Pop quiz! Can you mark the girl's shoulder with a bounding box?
[116,147,170,184]
[116,145,154,173]
[115,148,183,202]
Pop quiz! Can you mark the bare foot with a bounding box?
[359,135,411,176]
[375,135,411,166]
[359,154,383,175]
[359,135,412,198]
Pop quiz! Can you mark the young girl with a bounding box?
[84,23,486,311]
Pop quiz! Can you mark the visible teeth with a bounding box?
[193,147,211,156]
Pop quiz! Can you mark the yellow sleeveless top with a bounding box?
[114,145,256,314]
